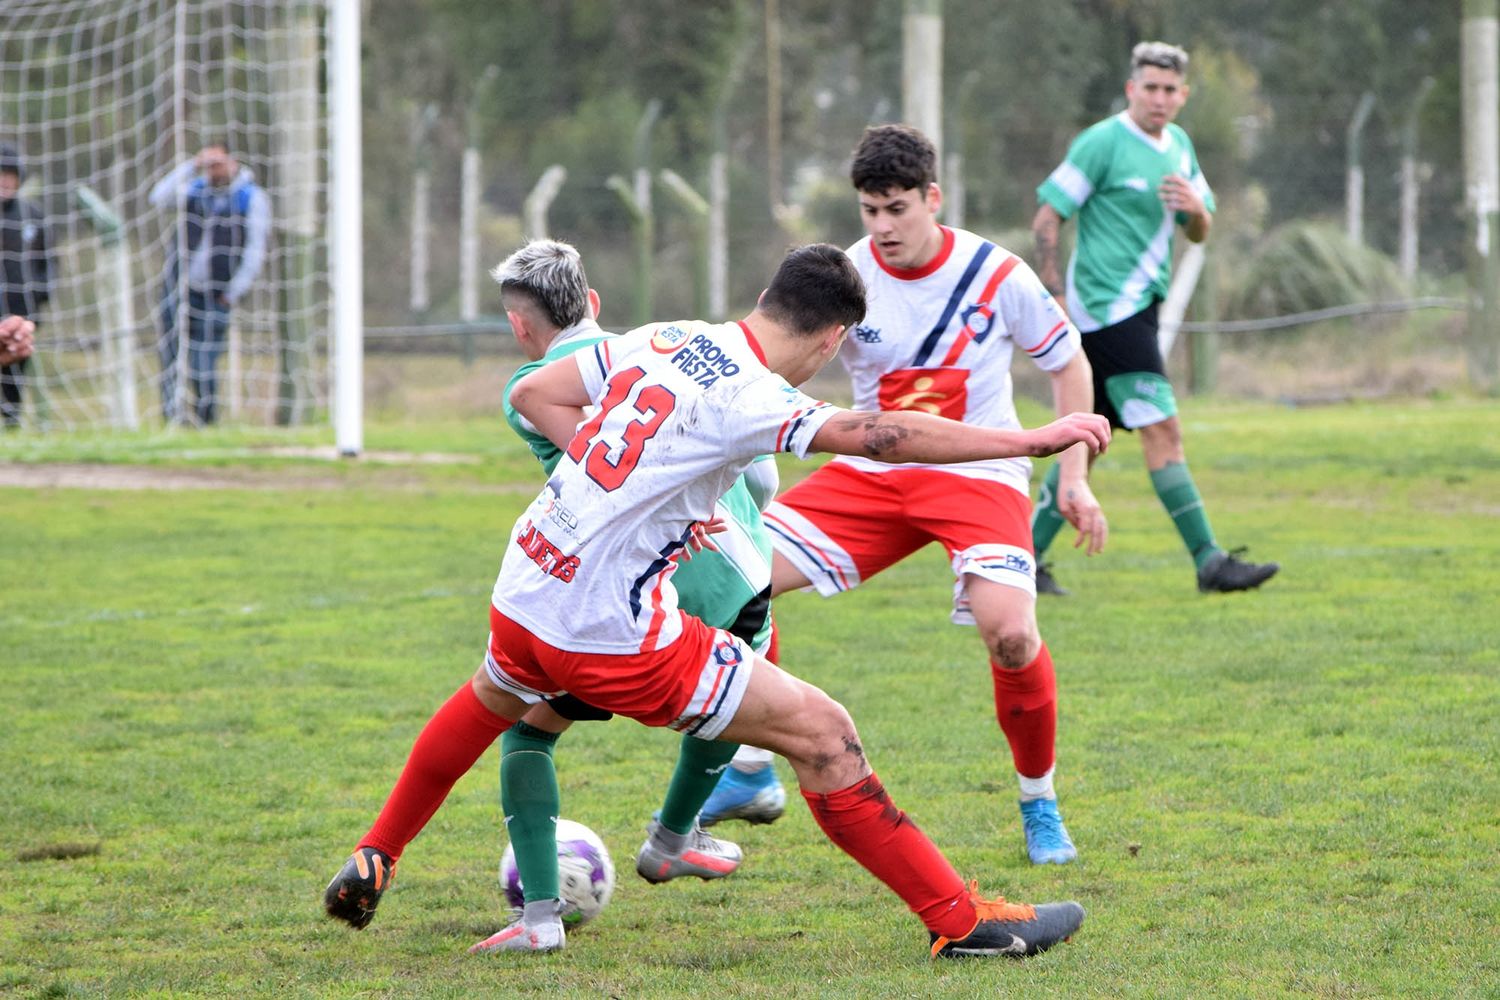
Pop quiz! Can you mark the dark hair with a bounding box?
[850,124,936,195]
[200,135,232,155]
[760,243,866,336]
[0,141,23,180]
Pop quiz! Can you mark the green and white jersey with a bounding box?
[1037,112,1215,333]
[501,319,774,649]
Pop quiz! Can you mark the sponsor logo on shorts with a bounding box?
[711,638,744,668]
[1135,377,1160,397]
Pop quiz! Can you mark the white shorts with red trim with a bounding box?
[484,605,754,740]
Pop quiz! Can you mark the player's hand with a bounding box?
[1057,476,1108,556]
[1027,413,1111,458]
[681,516,727,560]
[0,314,36,366]
[1159,174,1204,217]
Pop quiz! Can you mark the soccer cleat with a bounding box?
[1034,563,1070,597]
[1197,547,1280,593]
[929,880,1085,959]
[1020,797,1078,865]
[698,764,787,827]
[469,917,565,954]
[323,846,397,930]
[635,818,743,884]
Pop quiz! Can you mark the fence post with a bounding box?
[1463,0,1500,391]
[1400,78,1436,281]
[1346,92,1377,246]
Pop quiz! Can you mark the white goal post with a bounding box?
[0,0,362,446]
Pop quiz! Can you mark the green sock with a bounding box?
[500,721,562,903]
[1030,461,1066,557]
[658,735,740,834]
[1149,461,1220,569]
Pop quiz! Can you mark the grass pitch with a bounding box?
[2,397,1497,998]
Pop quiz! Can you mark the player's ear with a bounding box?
[587,288,601,321]
[925,183,942,215]
[506,308,531,349]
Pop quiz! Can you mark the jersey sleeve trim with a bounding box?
[774,402,839,458]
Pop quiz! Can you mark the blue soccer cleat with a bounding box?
[699,764,786,827]
[1019,798,1077,865]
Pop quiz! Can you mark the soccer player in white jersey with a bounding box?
[1031,41,1279,596]
[763,125,1106,866]
[326,244,1111,959]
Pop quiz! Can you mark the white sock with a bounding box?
[1017,766,1056,802]
[521,898,562,927]
[729,744,774,772]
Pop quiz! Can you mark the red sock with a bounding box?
[990,643,1057,779]
[802,774,976,939]
[359,681,512,859]
[765,616,780,664]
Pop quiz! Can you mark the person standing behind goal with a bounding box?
[1030,41,1279,595]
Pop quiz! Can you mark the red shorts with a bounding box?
[484,606,754,739]
[763,462,1038,620]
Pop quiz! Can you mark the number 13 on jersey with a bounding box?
[565,366,678,491]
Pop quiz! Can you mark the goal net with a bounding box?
[0,0,331,432]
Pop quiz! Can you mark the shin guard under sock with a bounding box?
[802,774,975,938]
[990,644,1058,780]
[659,735,741,834]
[500,721,562,902]
[360,681,512,859]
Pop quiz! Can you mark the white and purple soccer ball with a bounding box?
[499,818,615,927]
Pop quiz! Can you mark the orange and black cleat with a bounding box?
[928,881,1085,959]
[323,846,397,930]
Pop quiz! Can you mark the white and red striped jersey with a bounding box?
[838,226,1081,495]
[491,320,839,654]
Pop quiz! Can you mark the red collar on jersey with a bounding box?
[737,320,769,365]
[871,225,955,281]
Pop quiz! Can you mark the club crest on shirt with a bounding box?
[650,324,693,353]
[959,303,991,337]
[853,324,882,344]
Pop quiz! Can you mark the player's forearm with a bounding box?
[815,410,1052,465]
[1183,209,1211,243]
[1049,353,1095,482]
[1031,205,1065,294]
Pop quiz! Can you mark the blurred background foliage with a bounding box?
[360,0,1466,329]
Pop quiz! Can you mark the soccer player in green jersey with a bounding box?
[1030,41,1279,595]
[483,239,784,951]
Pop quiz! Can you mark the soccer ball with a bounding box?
[499,818,615,928]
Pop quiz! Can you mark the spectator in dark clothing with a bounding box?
[0,142,53,428]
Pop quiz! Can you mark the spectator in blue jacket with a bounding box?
[150,140,270,425]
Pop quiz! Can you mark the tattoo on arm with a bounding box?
[860,414,908,457]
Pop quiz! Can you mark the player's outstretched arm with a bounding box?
[809,409,1109,466]
[510,355,593,450]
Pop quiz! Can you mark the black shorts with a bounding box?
[1079,301,1167,430]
